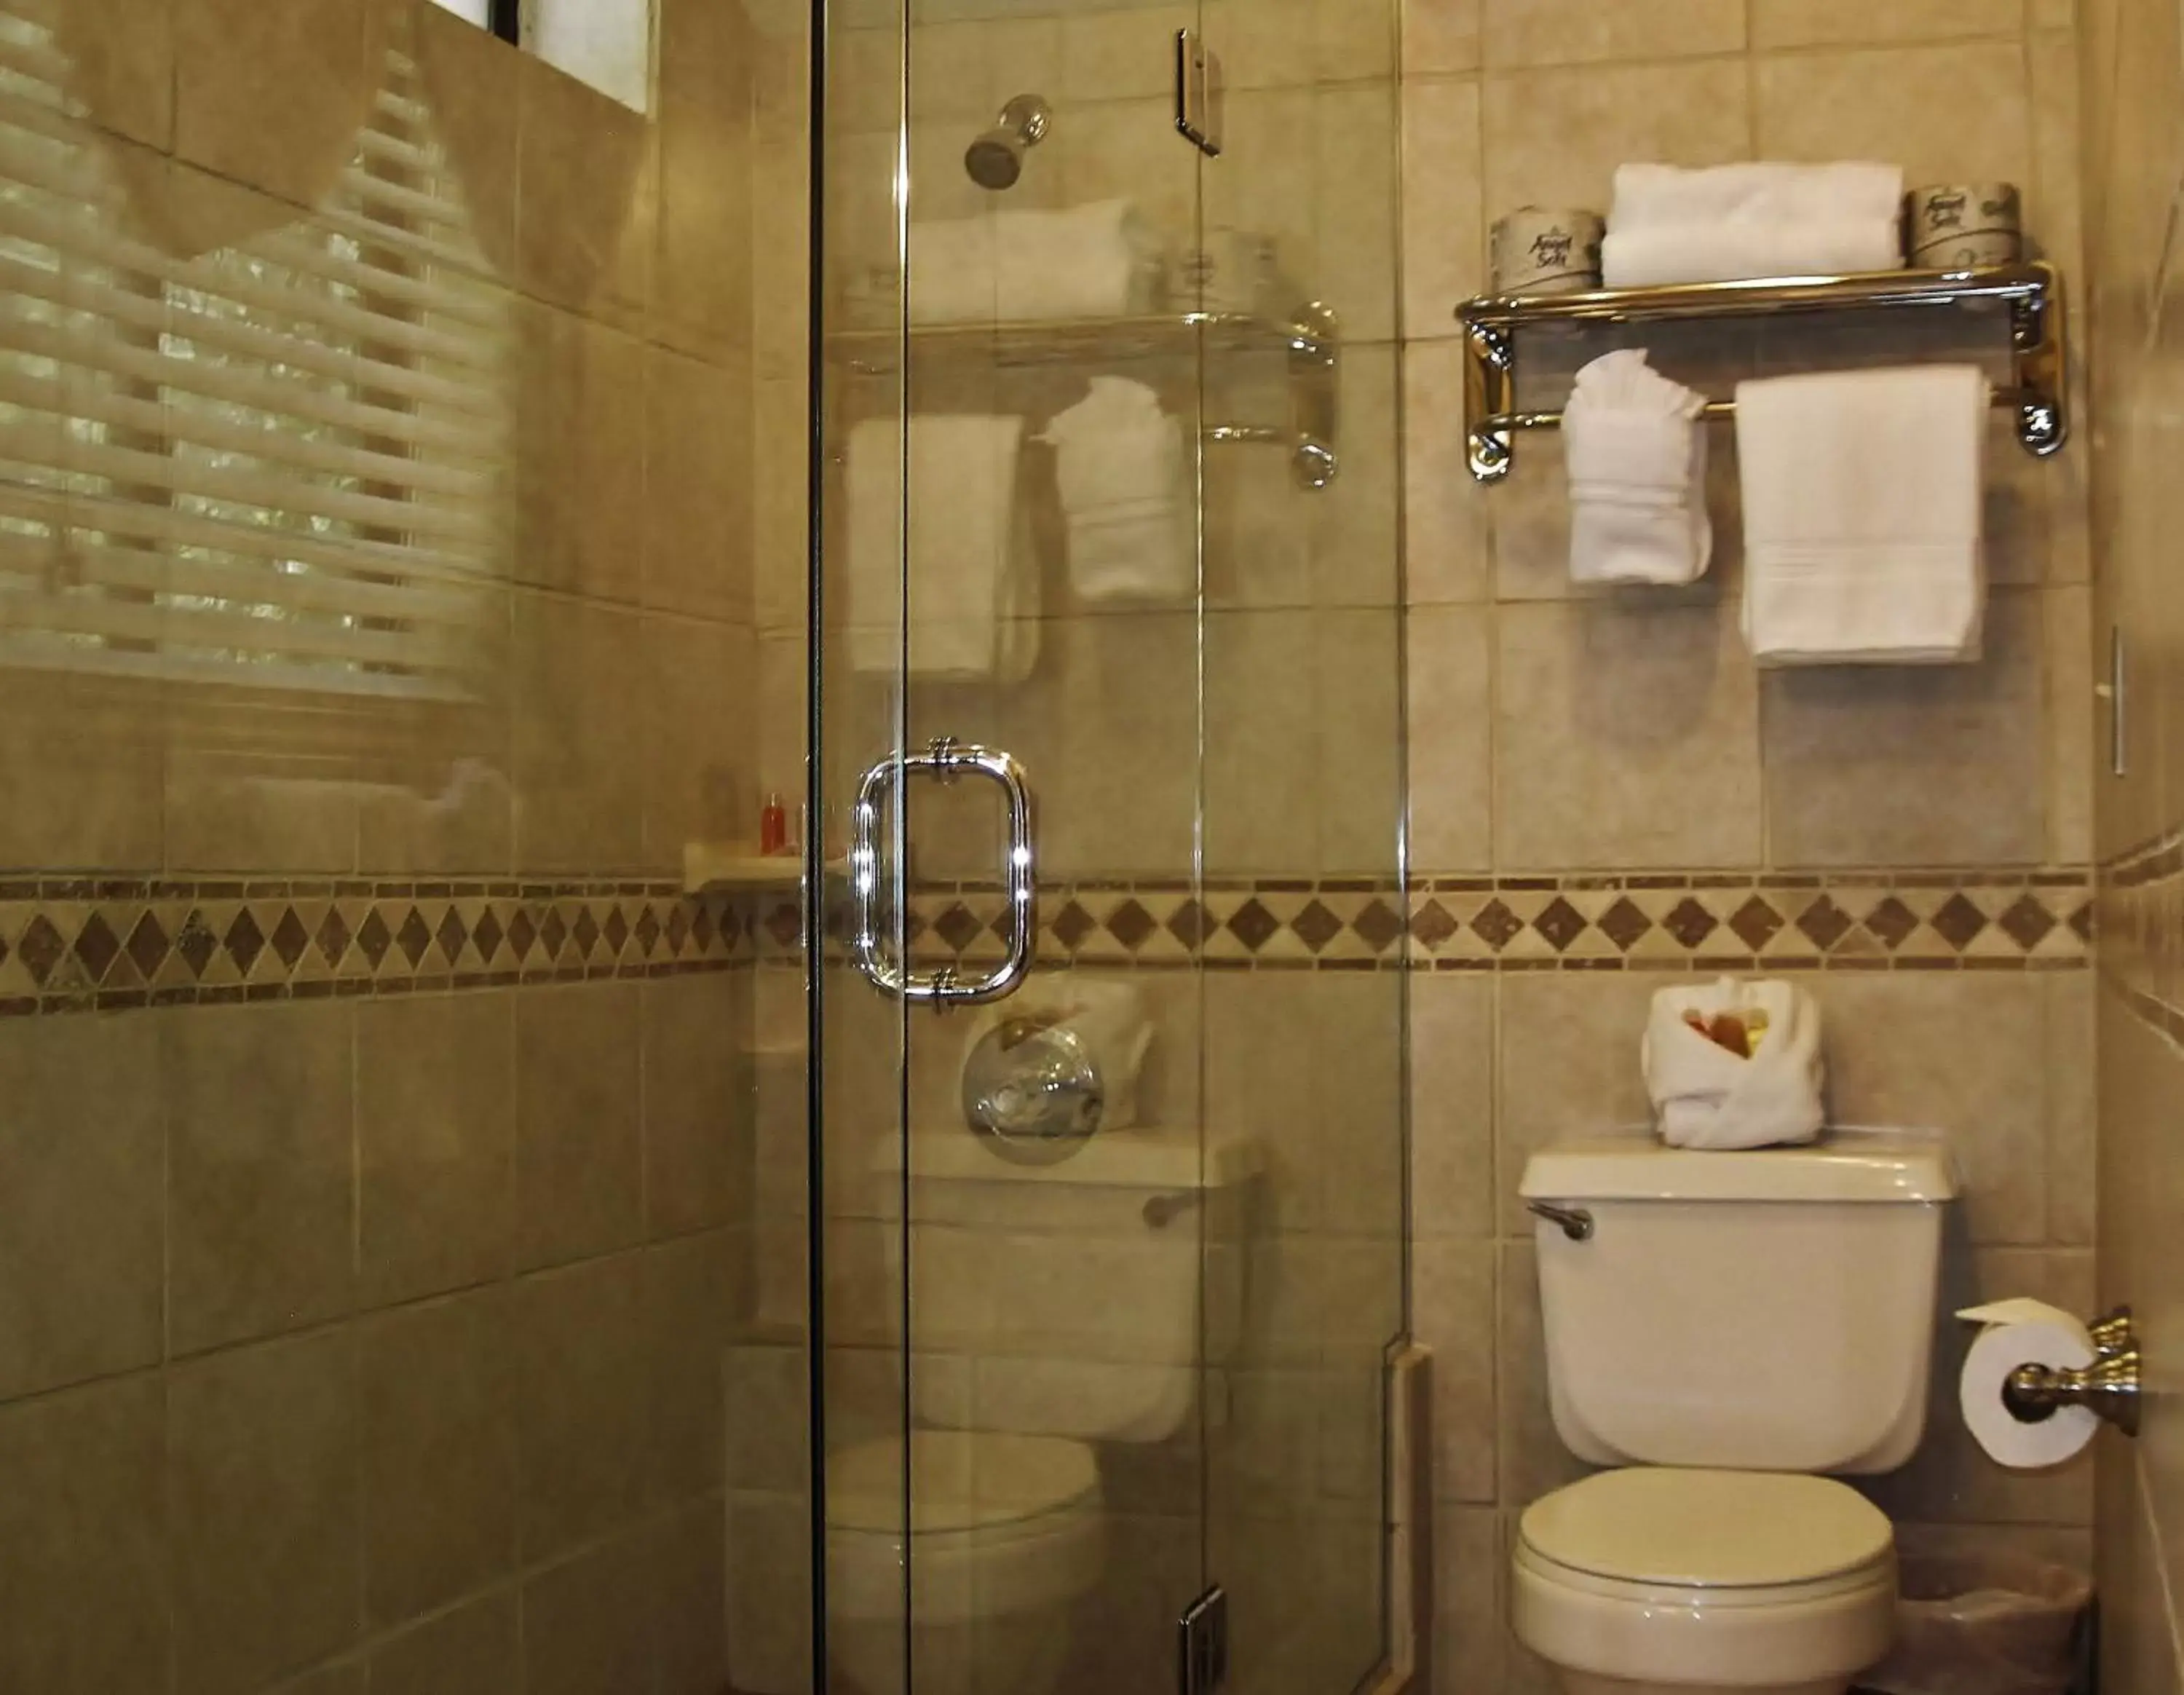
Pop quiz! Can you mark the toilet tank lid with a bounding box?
[1521,1128,1958,1204]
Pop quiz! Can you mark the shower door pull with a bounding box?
[850,737,1037,1005]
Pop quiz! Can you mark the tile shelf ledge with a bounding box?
[1454,260,2068,483]
[681,842,842,895]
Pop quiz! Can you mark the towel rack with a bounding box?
[1455,261,2066,483]
[829,302,1341,490]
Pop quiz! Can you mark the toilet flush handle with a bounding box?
[1527,1201,1594,1242]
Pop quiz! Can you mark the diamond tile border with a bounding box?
[837,868,2094,976]
[0,864,2092,1016]
[0,877,751,1018]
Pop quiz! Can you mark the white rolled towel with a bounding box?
[1563,349,1711,586]
[1642,978,1825,1150]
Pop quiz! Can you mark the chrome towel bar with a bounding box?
[1455,260,2068,483]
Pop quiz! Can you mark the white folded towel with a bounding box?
[1602,161,1906,287]
[1736,364,1987,665]
[1039,376,1194,604]
[1643,979,1825,1150]
[1602,221,1905,288]
[1610,162,1905,228]
[1562,349,1712,586]
[909,199,1161,325]
[847,413,1040,680]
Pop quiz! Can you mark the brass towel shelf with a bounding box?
[1454,261,2067,483]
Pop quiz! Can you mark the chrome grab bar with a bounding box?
[850,736,1037,1006]
[1526,1201,1594,1242]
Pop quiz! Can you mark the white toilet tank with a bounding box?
[893,1126,1258,1443]
[1520,1130,1958,1474]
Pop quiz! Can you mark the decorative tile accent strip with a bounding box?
[787,868,2094,975]
[0,877,751,1016]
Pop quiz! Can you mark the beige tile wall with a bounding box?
[2084,0,2184,1690]
[1,1,769,1691]
[1398,2,2098,1687]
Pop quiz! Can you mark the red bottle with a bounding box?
[760,791,790,856]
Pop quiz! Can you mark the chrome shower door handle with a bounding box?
[850,736,1037,1005]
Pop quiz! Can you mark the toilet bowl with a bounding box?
[826,1430,1105,1695]
[1512,1469,1897,1695]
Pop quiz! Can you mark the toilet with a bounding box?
[826,1126,1257,1695]
[1514,1131,1958,1695]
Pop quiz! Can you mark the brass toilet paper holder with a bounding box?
[2001,1304,2141,1437]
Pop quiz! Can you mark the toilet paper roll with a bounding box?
[1956,1297,2100,1469]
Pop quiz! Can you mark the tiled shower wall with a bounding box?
[1396,4,2099,1688]
[0,2,764,1691]
[2082,0,2184,1689]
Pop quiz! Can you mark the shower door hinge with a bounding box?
[1179,1585,1230,1695]
[1174,28,1224,157]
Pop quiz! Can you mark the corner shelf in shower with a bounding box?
[829,304,1343,490]
[1454,260,2067,483]
[682,842,846,896]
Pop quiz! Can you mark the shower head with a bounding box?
[965,93,1050,191]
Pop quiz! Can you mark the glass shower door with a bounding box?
[815,2,1214,1692]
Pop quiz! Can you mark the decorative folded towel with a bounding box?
[1562,349,1712,586]
[1602,221,1906,288]
[1610,162,1905,227]
[1602,161,1906,287]
[909,199,1161,325]
[847,413,1040,680]
[1643,979,1825,1151]
[1039,376,1193,604]
[1735,364,1987,665]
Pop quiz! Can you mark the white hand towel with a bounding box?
[1735,365,1987,665]
[1602,161,1906,287]
[909,199,1161,326]
[847,413,1040,680]
[1562,349,1711,586]
[1040,376,1194,604]
[1642,979,1825,1151]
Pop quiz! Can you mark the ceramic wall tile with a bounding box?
[1495,600,1762,870]
[0,1375,167,1695]
[165,1000,356,1356]
[169,1329,360,1694]
[0,1015,161,1399]
[1482,0,1746,67]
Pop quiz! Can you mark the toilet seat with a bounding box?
[1522,1466,1894,1589]
[1514,1469,1897,1688]
[826,1432,1105,1625]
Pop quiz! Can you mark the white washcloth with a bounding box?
[1736,365,1987,665]
[909,199,1160,325]
[1643,979,1825,1150]
[1039,376,1193,604]
[1602,162,1905,286]
[846,414,1040,680]
[1563,349,1712,586]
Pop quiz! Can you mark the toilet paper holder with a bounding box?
[2001,1304,2140,1437]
